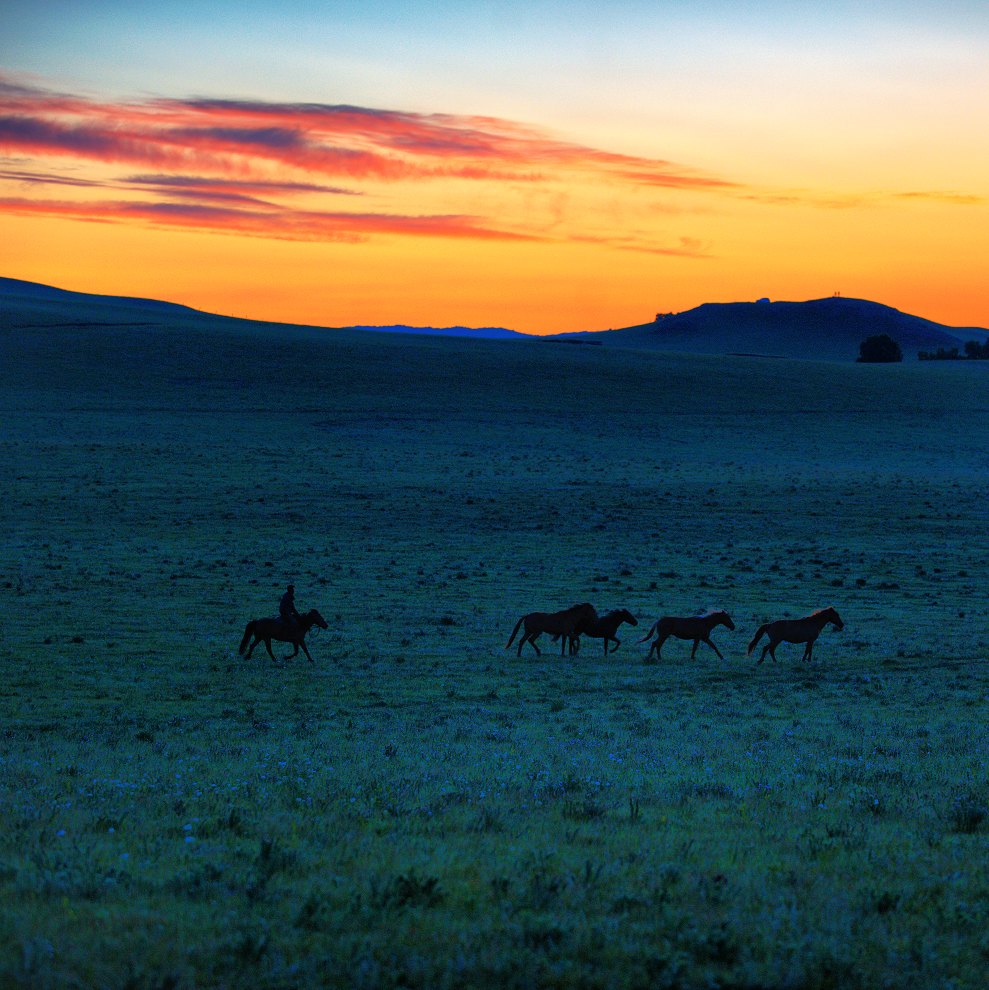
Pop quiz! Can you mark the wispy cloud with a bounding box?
[0,194,540,242]
[743,188,988,210]
[0,72,740,248]
[0,77,733,187]
[0,167,100,189]
[890,190,986,206]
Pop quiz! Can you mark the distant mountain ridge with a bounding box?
[560,296,989,361]
[2,277,986,360]
[347,324,524,340]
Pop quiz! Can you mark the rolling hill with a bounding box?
[559,296,989,361]
[0,277,522,341]
[2,277,987,360]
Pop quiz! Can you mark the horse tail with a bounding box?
[505,615,526,649]
[747,624,769,655]
[637,620,659,644]
[239,621,255,655]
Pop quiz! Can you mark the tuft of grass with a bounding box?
[944,787,988,834]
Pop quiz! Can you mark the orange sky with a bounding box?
[2,3,988,333]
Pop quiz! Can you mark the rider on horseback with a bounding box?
[279,584,302,633]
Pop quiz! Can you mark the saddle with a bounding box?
[275,614,299,633]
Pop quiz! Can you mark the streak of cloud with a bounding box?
[0,195,539,242]
[890,190,986,206]
[0,71,738,247]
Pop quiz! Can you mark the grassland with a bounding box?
[1,310,989,988]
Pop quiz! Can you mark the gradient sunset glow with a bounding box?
[2,1,987,333]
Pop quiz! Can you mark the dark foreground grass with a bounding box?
[1,314,989,987]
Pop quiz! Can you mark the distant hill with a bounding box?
[347,324,524,340]
[0,277,522,341]
[3,278,987,361]
[555,297,989,361]
[0,276,202,320]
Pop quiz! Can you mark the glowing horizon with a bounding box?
[2,2,987,334]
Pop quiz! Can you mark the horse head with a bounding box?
[308,608,329,630]
[620,609,638,626]
[718,611,736,631]
[825,607,844,631]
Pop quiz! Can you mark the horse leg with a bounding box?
[757,642,771,664]
[690,639,700,659]
[703,637,725,661]
[264,639,276,661]
[654,633,670,660]
[300,640,314,663]
[608,637,620,654]
[245,637,258,659]
[518,627,533,657]
[284,642,300,660]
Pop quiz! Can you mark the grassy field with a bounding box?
[2,310,989,988]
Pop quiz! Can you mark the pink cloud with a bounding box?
[0,72,734,247]
[0,75,735,187]
[0,195,538,243]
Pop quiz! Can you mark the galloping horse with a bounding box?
[558,608,638,656]
[505,602,596,657]
[637,610,735,661]
[747,607,844,664]
[239,608,328,663]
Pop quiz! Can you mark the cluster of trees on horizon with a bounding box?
[858,334,989,363]
[918,339,989,361]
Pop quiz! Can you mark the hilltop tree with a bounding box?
[857,334,902,363]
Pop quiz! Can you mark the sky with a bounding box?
[2,0,987,333]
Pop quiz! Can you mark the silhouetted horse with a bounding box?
[556,608,638,656]
[239,608,328,663]
[505,602,596,657]
[747,607,844,664]
[638,610,735,661]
